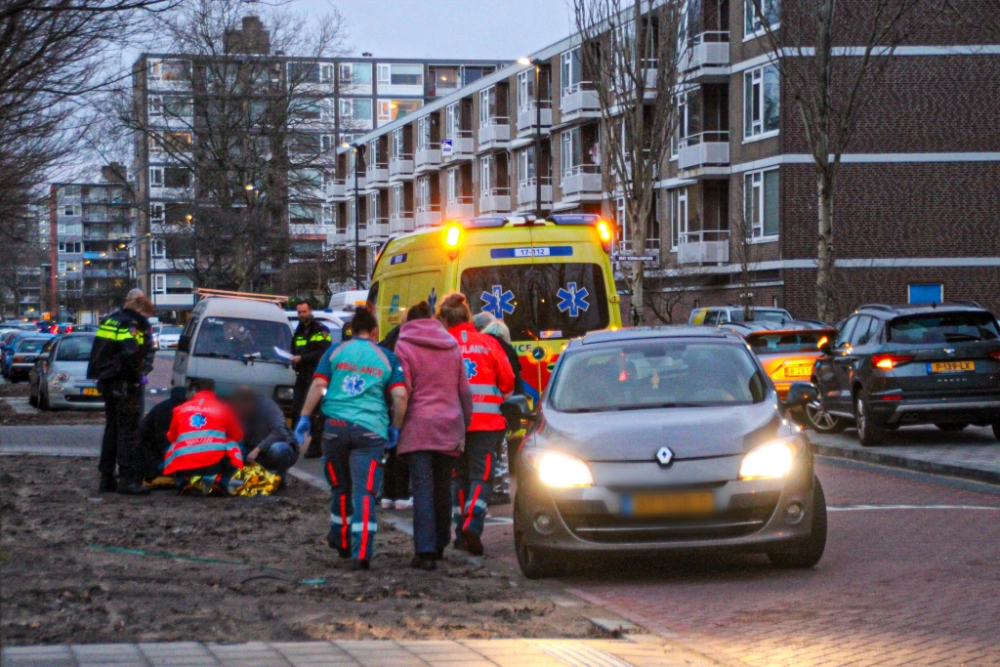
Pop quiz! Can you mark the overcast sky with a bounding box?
[287,0,575,60]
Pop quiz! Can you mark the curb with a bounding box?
[813,444,1000,486]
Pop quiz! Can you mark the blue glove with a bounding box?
[294,416,311,445]
[139,375,148,386]
[386,426,399,450]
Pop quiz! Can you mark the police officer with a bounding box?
[291,302,332,458]
[89,291,156,495]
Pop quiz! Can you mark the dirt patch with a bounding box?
[0,399,105,426]
[0,383,30,398]
[1,456,605,645]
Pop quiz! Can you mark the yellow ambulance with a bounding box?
[368,215,622,402]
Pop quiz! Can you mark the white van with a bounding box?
[173,295,297,414]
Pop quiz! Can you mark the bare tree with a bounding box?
[109,0,350,290]
[572,0,684,325]
[748,0,941,321]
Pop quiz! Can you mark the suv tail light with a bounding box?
[990,351,1000,360]
[872,353,914,370]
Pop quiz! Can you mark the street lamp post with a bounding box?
[350,143,361,290]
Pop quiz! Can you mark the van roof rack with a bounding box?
[194,288,287,305]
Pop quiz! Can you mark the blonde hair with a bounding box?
[482,320,511,344]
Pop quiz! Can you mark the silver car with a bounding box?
[33,334,104,410]
[506,327,826,578]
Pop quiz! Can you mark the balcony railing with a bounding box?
[333,229,349,246]
[346,175,367,194]
[326,179,347,201]
[347,221,367,243]
[681,31,731,73]
[677,131,730,170]
[389,211,415,234]
[560,82,600,120]
[479,187,511,214]
[677,230,730,265]
[560,164,603,197]
[516,178,553,211]
[477,118,510,149]
[389,155,414,181]
[365,163,389,187]
[415,145,442,172]
[442,131,474,162]
[445,196,475,219]
[415,205,442,229]
[516,101,553,133]
[367,217,390,241]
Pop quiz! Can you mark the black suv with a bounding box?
[811,302,1000,446]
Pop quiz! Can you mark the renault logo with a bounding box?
[656,447,674,467]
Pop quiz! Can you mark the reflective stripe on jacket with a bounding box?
[87,308,149,382]
[448,322,515,432]
[292,318,332,375]
[164,390,245,475]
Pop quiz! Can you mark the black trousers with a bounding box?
[98,380,144,484]
[293,371,325,436]
[382,448,410,501]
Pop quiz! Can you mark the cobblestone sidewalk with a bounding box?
[1,638,713,667]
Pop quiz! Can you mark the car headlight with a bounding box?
[55,371,70,382]
[524,450,594,488]
[739,440,802,480]
[275,386,294,402]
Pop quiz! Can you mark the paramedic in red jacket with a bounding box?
[164,378,245,495]
[438,293,515,556]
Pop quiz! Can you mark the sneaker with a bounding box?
[380,498,394,510]
[461,528,484,556]
[394,497,413,510]
[351,559,370,571]
[411,555,437,571]
[98,477,117,493]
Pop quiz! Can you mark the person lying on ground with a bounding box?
[164,378,245,495]
[137,386,187,486]
[230,385,299,478]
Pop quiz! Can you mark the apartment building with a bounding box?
[334,0,1000,319]
[132,15,504,315]
[48,167,136,321]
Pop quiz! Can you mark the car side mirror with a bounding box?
[784,382,818,409]
[177,335,191,353]
[819,339,832,356]
[501,395,535,429]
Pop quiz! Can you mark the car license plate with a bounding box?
[81,387,101,397]
[624,492,714,517]
[783,365,813,378]
[928,361,975,374]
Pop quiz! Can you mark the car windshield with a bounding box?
[56,336,94,361]
[748,331,829,354]
[888,312,1000,344]
[194,316,292,361]
[740,309,792,324]
[16,338,48,353]
[460,263,610,341]
[160,326,183,336]
[551,340,769,412]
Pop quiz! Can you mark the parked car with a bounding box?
[812,303,1000,446]
[74,324,99,333]
[6,334,56,382]
[153,324,184,350]
[505,326,825,578]
[721,321,838,429]
[28,338,58,407]
[29,333,102,411]
[0,330,23,376]
[689,306,794,327]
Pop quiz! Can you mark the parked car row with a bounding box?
[28,333,104,411]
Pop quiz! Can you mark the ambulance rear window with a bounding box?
[460,263,609,341]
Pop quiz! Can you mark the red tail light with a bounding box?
[990,351,1000,360]
[872,353,914,370]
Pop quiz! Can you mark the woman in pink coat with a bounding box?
[394,301,473,570]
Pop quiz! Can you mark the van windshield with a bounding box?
[460,263,610,341]
[194,317,292,361]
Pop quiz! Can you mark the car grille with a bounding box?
[556,491,781,544]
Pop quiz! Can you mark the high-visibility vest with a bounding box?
[164,391,245,475]
[448,323,515,432]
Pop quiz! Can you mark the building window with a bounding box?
[517,70,535,110]
[445,102,461,139]
[58,261,67,272]
[390,64,423,86]
[148,96,163,117]
[339,63,372,86]
[560,47,583,94]
[560,128,583,177]
[151,240,166,258]
[745,0,780,37]
[368,191,380,220]
[743,168,780,238]
[416,116,431,150]
[340,98,373,122]
[288,62,320,84]
[62,205,80,217]
[517,147,535,184]
[479,86,499,125]
[480,155,493,191]
[392,184,406,214]
[149,167,163,187]
[378,99,421,123]
[447,167,460,202]
[377,64,390,84]
[908,284,944,304]
[672,88,701,156]
[744,64,779,139]
[669,188,690,249]
[149,59,190,82]
[153,274,166,294]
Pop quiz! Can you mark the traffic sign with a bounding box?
[441,138,453,156]
[614,254,657,263]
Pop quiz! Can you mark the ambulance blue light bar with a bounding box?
[456,217,507,228]
[549,214,602,226]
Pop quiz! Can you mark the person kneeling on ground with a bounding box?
[230,385,299,478]
[164,378,245,495]
[137,386,187,487]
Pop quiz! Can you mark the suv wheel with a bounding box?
[769,477,827,569]
[805,401,846,434]
[855,389,887,447]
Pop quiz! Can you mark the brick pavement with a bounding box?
[0,638,712,667]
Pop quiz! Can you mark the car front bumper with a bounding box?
[515,448,816,556]
[48,379,105,410]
